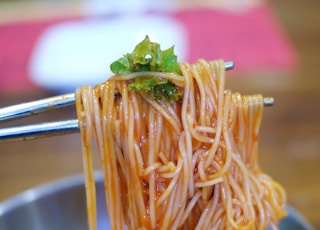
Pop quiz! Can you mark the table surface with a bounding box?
[0,0,319,228]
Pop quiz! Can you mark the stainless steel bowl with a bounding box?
[0,172,315,230]
[0,172,110,230]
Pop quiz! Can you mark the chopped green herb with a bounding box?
[110,35,182,102]
[128,77,181,103]
[110,35,181,75]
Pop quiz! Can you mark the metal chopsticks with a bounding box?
[0,92,78,142]
[0,119,79,142]
[0,93,75,122]
[0,62,272,142]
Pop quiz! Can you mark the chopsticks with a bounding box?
[0,62,273,142]
[0,93,75,122]
[0,92,78,142]
[0,119,79,142]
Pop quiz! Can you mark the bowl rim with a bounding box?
[0,171,104,216]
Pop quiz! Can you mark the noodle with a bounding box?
[75,59,287,230]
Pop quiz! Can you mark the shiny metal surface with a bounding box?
[0,172,109,230]
[0,93,75,122]
[0,119,79,142]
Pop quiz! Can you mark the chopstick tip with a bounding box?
[264,97,274,106]
[225,61,234,70]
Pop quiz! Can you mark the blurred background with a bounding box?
[0,0,319,228]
